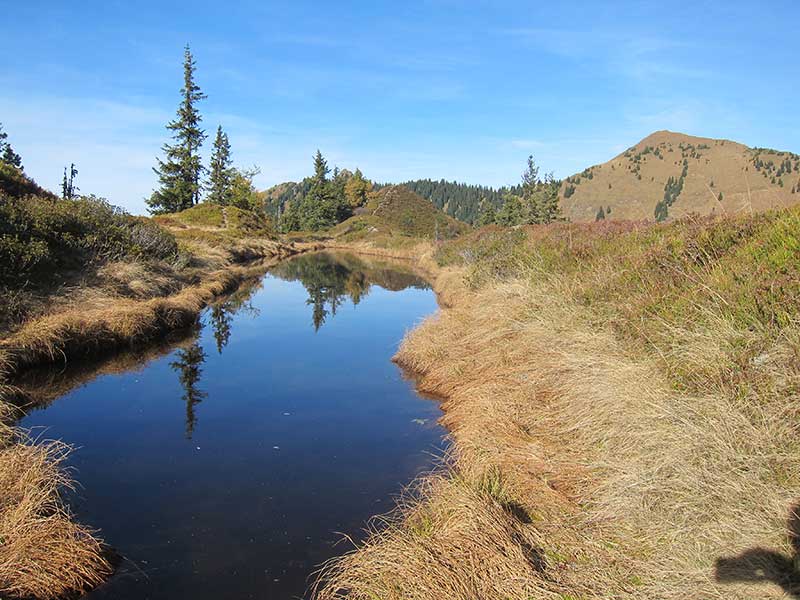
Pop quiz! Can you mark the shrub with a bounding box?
[0,194,178,287]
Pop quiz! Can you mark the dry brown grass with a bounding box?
[0,409,111,599]
[313,467,569,600]
[315,232,800,599]
[0,240,298,377]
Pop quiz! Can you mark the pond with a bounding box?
[18,252,446,600]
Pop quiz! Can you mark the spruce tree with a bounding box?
[147,45,207,214]
[477,201,497,226]
[312,150,329,185]
[521,155,540,200]
[518,155,561,224]
[496,194,524,226]
[0,123,23,170]
[207,125,233,205]
[535,173,562,224]
[61,163,78,200]
[301,150,338,230]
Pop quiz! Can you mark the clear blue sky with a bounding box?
[2,1,798,214]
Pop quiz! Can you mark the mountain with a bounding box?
[559,130,800,222]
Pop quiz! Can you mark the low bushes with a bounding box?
[0,194,179,287]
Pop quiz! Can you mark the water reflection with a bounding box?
[170,342,207,438]
[270,252,429,331]
[209,284,261,355]
[18,251,443,600]
[178,284,263,435]
[209,306,232,354]
[14,252,430,441]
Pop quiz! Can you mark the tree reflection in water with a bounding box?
[170,342,207,439]
[210,305,232,355]
[169,253,427,436]
[209,281,262,355]
[171,279,263,437]
[270,252,428,331]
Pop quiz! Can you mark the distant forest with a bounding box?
[377,179,522,224]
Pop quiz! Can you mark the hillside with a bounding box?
[560,130,800,222]
[154,203,275,237]
[386,180,520,224]
[267,179,519,226]
[260,180,309,216]
[332,185,471,241]
[0,163,57,199]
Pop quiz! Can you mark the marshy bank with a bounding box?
[5,251,447,599]
[314,211,800,599]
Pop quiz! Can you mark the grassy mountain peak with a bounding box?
[560,130,800,222]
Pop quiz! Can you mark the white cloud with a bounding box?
[509,139,544,149]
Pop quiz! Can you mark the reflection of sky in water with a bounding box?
[20,252,445,600]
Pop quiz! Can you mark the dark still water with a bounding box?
[19,252,445,600]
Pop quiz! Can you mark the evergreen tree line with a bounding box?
[382,179,521,224]
[146,46,263,216]
[475,156,563,226]
[278,153,373,232]
[274,154,562,230]
[654,162,689,222]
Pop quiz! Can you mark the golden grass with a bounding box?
[0,241,298,377]
[315,227,800,598]
[313,467,567,600]
[0,410,111,599]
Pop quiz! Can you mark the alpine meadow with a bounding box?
[2,3,799,600]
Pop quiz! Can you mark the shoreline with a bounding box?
[3,213,798,600]
[0,237,311,600]
[0,242,443,600]
[312,216,800,600]
[0,241,310,382]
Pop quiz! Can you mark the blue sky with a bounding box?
[2,0,798,214]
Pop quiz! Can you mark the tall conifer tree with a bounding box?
[303,150,338,230]
[61,163,78,200]
[207,125,233,205]
[147,45,207,214]
[0,123,23,170]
